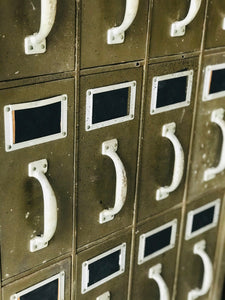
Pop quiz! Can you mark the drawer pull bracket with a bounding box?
[171,0,202,37]
[188,240,213,300]
[24,0,57,54]
[156,122,184,200]
[99,139,127,224]
[204,108,225,181]
[107,0,139,44]
[149,264,170,300]
[28,159,57,252]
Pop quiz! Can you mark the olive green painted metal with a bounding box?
[175,191,223,300]
[205,1,225,50]
[2,258,71,300]
[76,67,142,248]
[149,0,206,58]
[187,53,225,202]
[137,58,198,222]
[130,208,181,300]
[0,0,75,82]
[75,230,132,300]
[80,0,149,69]
[0,79,74,280]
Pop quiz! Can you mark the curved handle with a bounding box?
[25,0,57,54]
[107,0,139,44]
[99,139,127,224]
[171,0,202,37]
[148,264,170,300]
[156,122,184,200]
[28,159,57,252]
[204,108,225,181]
[188,240,213,300]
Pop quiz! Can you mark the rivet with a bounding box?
[8,145,12,150]
[29,45,33,51]
[33,167,36,171]
[62,132,66,136]
[6,107,10,112]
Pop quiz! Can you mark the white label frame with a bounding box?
[138,219,177,265]
[10,271,65,300]
[4,94,68,152]
[85,81,136,131]
[150,70,193,115]
[202,63,225,101]
[185,199,221,240]
[81,243,126,294]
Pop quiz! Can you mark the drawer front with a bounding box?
[0,78,74,279]
[0,0,75,81]
[80,0,149,68]
[137,58,198,222]
[149,0,206,58]
[77,67,142,248]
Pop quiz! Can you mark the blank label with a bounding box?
[209,68,225,94]
[138,220,177,264]
[191,206,215,233]
[144,227,172,257]
[82,243,126,293]
[157,76,187,108]
[92,88,129,124]
[20,279,58,300]
[86,82,136,131]
[185,199,221,240]
[88,250,120,286]
[14,102,61,143]
[4,95,67,151]
[151,70,193,114]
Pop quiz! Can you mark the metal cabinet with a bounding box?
[175,191,222,300]
[0,0,75,81]
[131,208,181,300]
[187,53,225,202]
[149,0,206,58]
[75,230,132,300]
[137,58,198,222]
[205,0,225,50]
[0,78,74,279]
[2,258,71,300]
[80,0,149,69]
[76,67,142,248]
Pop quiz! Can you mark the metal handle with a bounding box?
[25,0,57,54]
[171,0,202,37]
[188,240,213,300]
[28,159,57,252]
[99,139,127,224]
[149,264,170,300]
[156,122,184,200]
[204,108,225,181]
[107,0,139,44]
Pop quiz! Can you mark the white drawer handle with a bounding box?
[107,0,139,44]
[28,159,57,252]
[188,240,213,300]
[99,139,127,224]
[156,122,184,200]
[204,108,225,181]
[25,0,57,54]
[149,264,170,300]
[171,0,202,37]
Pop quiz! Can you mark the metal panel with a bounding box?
[131,208,181,300]
[80,0,149,68]
[0,0,75,81]
[205,1,225,49]
[0,78,74,279]
[137,58,198,222]
[77,67,142,248]
[149,0,206,58]
[2,258,71,300]
[176,191,223,300]
[76,230,131,300]
[187,53,225,201]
